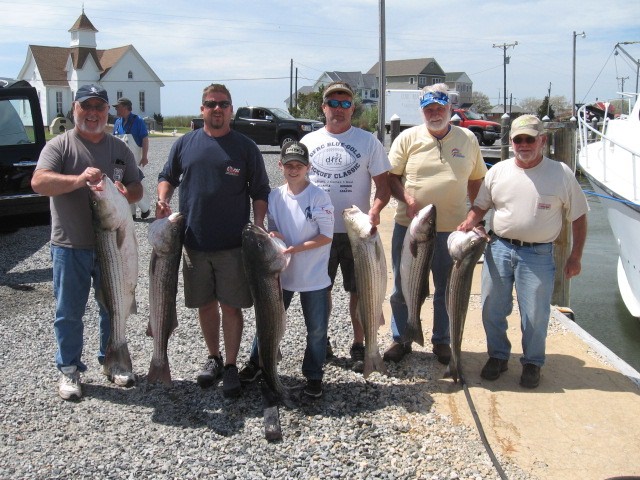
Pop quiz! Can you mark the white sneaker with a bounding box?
[103,365,135,387]
[59,366,82,400]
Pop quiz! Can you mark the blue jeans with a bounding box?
[481,237,555,367]
[51,245,110,372]
[390,223,452,345]
[249,287,329,380]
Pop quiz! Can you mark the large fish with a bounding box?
[241,223,291,404]
[146,212,184,386]
[445,229,488,384]
[400,204,437,346]
[343,205,388,379]
[88,174,138,387]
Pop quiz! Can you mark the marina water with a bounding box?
[571,174,640,372]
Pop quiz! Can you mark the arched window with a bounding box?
[128,71,133,80]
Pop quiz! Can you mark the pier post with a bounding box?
[390,114,401,146]
[500,113,511,161]
[544,121,577,308]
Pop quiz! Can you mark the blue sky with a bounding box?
[1,0,638,116]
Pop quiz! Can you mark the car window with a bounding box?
[0,97,33,146]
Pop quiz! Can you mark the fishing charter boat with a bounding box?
[577,87,640,318]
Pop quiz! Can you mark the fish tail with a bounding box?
[147,359,172,386]
[363,351,388,379]
[443,360,460,384]
[406,321,424,347]
[105,342,133,373]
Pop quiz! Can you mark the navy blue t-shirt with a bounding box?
[159,129,270,251]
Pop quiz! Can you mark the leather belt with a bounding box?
[489,231,549,248]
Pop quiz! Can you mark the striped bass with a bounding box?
[242,223,291,404]
[343,205,388,379]
[445,229,488,383]
[88,174,138,387]
[400,204,437,346]
[147,212,184,386]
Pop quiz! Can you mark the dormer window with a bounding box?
[128,71,133,80]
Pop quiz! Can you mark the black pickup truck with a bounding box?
[231,107,323,147]
[0,78,48,218]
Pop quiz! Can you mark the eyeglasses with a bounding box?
[512,135,537,144]
[324,99,352,109]
[79,102,108,112]
[203,100,231,109]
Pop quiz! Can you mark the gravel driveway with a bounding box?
[0,136,534,479]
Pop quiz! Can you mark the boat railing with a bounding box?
[577,104,639,203]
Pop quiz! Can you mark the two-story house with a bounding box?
[367,57,447,90]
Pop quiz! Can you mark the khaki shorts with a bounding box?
[182,246,253,309]
[328,233,356,293]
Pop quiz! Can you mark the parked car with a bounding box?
[0,78,48,218]
[231,106,323,147]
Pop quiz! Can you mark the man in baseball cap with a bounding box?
[74,84,109,103]
[509,114,544,139]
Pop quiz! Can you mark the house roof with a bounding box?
[320,71,378,90]
[445,72,467,82]
[28,44,134,87]
[367,57,444,76]
[68,11,98,33]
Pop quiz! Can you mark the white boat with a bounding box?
[577,94,640,318]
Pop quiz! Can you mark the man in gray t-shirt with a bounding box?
[32,84,142,401]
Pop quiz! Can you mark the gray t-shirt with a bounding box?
[36,129,138,248]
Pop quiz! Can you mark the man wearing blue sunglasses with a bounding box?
[300,81,391,368]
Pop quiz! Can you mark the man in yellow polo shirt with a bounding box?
[384,83,487,365]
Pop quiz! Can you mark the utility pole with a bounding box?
[377,0,386,144]
[547,82,552,118]
[572,31,586,118]
[617,76,629,113]
[289,59,293,111]
[493,41,518,114]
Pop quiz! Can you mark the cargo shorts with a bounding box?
[182,246,253,309]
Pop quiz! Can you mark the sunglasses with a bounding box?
[79,102,109,112]
[324,99,352,109]
[512,135,537,144]
[203,100,231,109]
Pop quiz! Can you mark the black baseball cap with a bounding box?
[75,84,108,103]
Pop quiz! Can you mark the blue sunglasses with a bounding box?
[324,99,352,109]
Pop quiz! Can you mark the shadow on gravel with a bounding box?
[0,217,52,288]
[80,367,436,437]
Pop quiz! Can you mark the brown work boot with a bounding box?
[432,343,452,365]
[382,341,412,363]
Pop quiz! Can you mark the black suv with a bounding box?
[0,78,48,217]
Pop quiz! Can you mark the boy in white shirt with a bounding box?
[239,141,334,398]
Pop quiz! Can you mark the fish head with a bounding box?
[88,174,131,230]
[447,230,488,263]
[242,223,288,274]
[408,204,437,241]
[343,205,376,241]
[148,212,184,255]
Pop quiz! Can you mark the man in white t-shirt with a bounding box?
[457,114,588,388]
[301,81,391,367]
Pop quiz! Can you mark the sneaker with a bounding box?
[103,365,135,387]
[349,343,365,362]
[480,357,509,381]
[222,364,241,398]
[520,363,541,389]
[238,361,262,384]
[383,341,412,363]
[325,337,335,360]
[432,343,452,365]
[140,209,151,219]
[303,379,323,399]
[196,355,224,388]
[59,366,82,401]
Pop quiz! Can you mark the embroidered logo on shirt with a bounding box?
[305,206,313,220]
[226,166,240,176]
[537,202,551,210]
[451,148,465,158]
